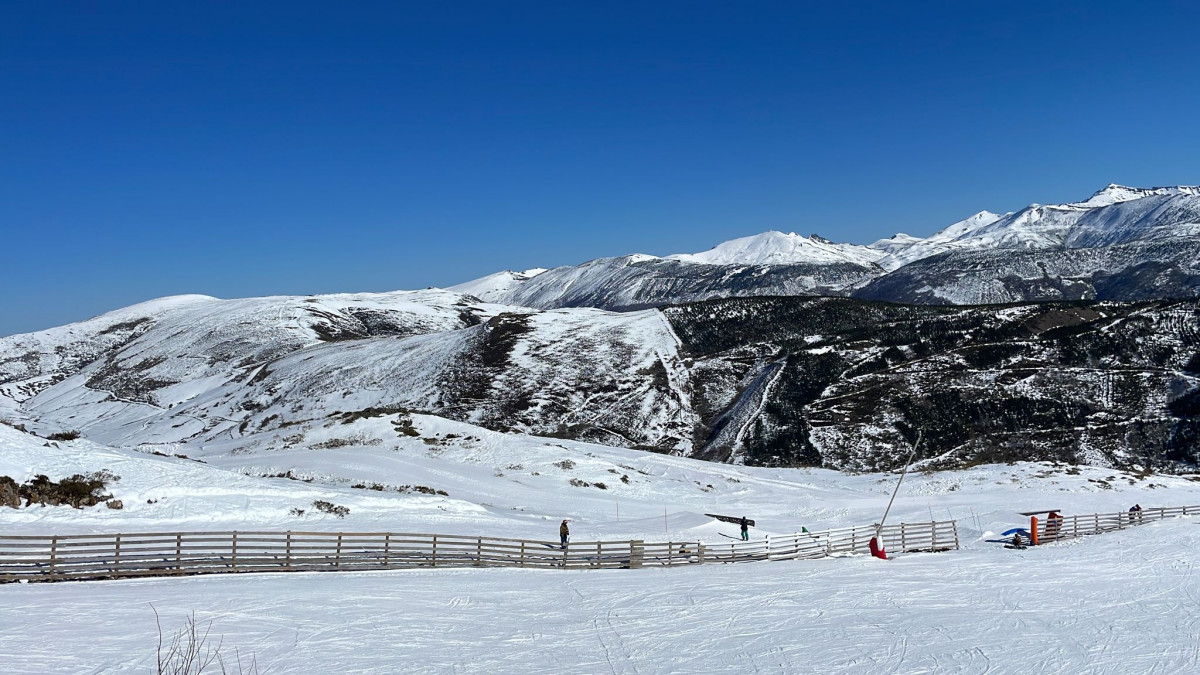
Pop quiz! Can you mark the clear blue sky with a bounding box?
[4,1,1199,336]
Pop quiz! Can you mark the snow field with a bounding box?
[2,518,1198,673]
[5,420,1200,673]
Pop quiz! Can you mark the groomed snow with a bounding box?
[3,514,1198,672]
[3,420,1200,672]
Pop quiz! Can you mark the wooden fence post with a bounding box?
[520,541,526,568]
[232,532,238,571]
[900,523,907,551]
[384,533,391,568]
[476,537,483,567]
[49,536,58,580]
[697,543,705,565]
[114,533,122,575]
[629,541,644,569]
[595,542,601,568]
[336,533,343,570]
[431,535,437,568]
[176,533,183,571]
[286,532,292,570]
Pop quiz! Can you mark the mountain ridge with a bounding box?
[448,184,1200,309]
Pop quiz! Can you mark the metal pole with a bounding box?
[877,431,923,538]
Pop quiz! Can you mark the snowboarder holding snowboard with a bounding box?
[560,519,570,549]
[739,516,749,541]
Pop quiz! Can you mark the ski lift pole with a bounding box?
[873,432,923,556]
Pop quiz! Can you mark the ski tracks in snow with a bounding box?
[4,523,1200,673]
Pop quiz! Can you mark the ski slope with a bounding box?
[3,518,1198,673]
[3,420,1200,672]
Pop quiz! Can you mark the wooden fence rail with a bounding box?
[0,520,958,584]
[1035,505,1199,543]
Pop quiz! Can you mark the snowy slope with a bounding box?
[870,211,1004,271]
[448,268,548,303]
[1071,183,1200,208]
[856,235,1200,305]
[4,419,1200,673]
[872,185,1200,272]
[0,294,217,406]
[486,254,881,310]
[16,301,695,453]
[3,289,506,441]
[9,522,1200,673]
[7,291,1199,472]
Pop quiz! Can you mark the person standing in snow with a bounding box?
[739,516,749,541]
[1046,511,1063,540]
[560,519,570,549]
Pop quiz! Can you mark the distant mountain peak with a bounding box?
[1073,184,1200,208]
[666,230,883,267]
[447,181,1200,308]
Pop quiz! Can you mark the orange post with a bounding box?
[1030,516,1039,546]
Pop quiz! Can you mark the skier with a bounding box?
[559,519,570,549]
[1130,504,1143,523]
[1009,532,1025,549]
[739,516,749,541]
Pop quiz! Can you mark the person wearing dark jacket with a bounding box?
[560,520,570,549]
[739,516,749,541]
[1130,504,1143,523]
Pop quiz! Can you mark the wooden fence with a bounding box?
[699,521,959,563]
[1034,505,1199,543]
[0,520,957,584]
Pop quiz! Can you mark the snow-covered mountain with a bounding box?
[667,230,884,267]
[854,236,1200,305]
[492,254,881,310]
[869,210,1004,271]
[450,184,1200,309]
[448,268,548,304]
[450,232,889,311]
[6,289,695,453]
[4,288,1198,472]
[4,184,1199,474]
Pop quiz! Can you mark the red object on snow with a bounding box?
[869,536,887,560]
